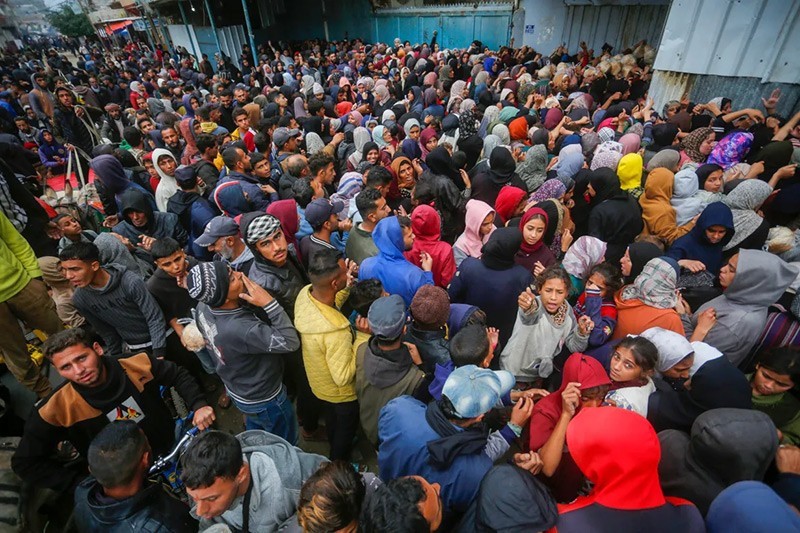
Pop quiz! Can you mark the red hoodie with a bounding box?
[404,205,456,288]
[549,408,704,532]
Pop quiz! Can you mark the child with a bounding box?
[574,262,623,350]
[38,130,68,172]
[54,213,97,253]
[561,236,607,300]
[603,336,660,417]
[750,347,800,446]
[515,207,556,276]
[500,265,593,385]
[405,284,451,374]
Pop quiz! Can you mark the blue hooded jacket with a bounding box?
[706,481,800,532]
[359,216,433,306]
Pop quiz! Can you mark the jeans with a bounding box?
[231,386,298,445]
[320,399,360,461]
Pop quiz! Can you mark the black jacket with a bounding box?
[74,478,198,532]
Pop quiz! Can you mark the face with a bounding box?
[51,342,105,387]
[186,470,245,520]
[193,121,203,136]
[610,346,645,383]
[140,120,155,133]
[408,125,420,140]
[154,249,188,278]
[42,130,53,143]
[580,384,611,408]
[235,113,250,131]
[285,136,299,153]
[539,277,567,314]
[752,365,795,397]
[479,212,495,236]
[157,155,177,176]
[704,169,723,192]
[522,217,545,246]
[57,215,82,236]
[237,149,252,171]
[585,272,609,298]
[620,247,632,277]
[397,162,415,188]
[700,133,716,156]
[320,162,336,185]
[220,94,233,107]
[210,108,222,122]
[382,129,392,143]
[425,136,438,151]
[127,209,149,228]
[586,183,596,197]
[57,91,73,106]
[209,236,235,259]
[255,229,288,265]
[719,253,738,289]
[402,225,415,251]
[661,354,694,380]
[253,158,270,178]
[705,225,727,244]
[366,149,379,164]
[276,93,288,107]
[61,258,100,288]
[234,89,248,104]
[162,128,179,147]
[411,476,443,532]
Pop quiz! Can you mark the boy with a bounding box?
[54,213,97,253]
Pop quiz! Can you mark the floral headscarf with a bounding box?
[706,131,754,170]
[590,149,623,171]
[529,179,566,204]
[459,110,479,138]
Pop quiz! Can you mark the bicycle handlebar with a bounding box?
[148,426,200,475]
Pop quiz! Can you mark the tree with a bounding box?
[46,6,95,38]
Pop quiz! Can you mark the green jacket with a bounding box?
[0,210,41,302]
[750,373,800,446]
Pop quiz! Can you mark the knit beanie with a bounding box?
[410,285,450,328]
[187,261,230,308]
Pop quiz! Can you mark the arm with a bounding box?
[581,292,617,347]
[539,412,571,477]
[242,300,301,354]
[126,275,168,358]
[774,111,800,141]
[0,210,41,279]
[325,329,359,388]
[38,148,60,168]
[11,410,83,491]
[447,267,466,301]
[518,296,546,326]
[721,108,764,124]
[565,318,590,354]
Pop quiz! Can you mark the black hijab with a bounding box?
[589,167,623,205]
[481,227,523,270]
[696,164,723,190]
[488,146,516,184]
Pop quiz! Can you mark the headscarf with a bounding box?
[349,126,372,166]
[561,236,606,279]
[491,123,510,145]
[722,179,773,251]
[619,132,641,155]
[494,186,526,225]
[454,199,495,258]
[481,226,523,270]
[696,164,723,190]
[305,132,326,156]
[624,241,663,283]
[681,127,713,163]
[543,107,563,130]
[330,171,364,216]
[554,150,584,182]
[528,179,565,204]
[266,199,301,252]
[620,257,679,309]
[670,167,703,226]
[294,96,308,118]
[590,149,622,171]
[667,202,734,276]
[646,149,681,172]
[458,109,479,138]
[639,327,694,376]
[581,131,601,156]
[617,153,643,191]
[536,198,566,257]
[517,144,548,192]
[482,134,501,160]
[179,118,199,166]
[419,127,438,159]
[706,132,754,170]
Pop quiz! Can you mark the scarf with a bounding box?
[621,257,678,309]
[549,301,568,326]
[518,207,548,255]
[681,127,713,163]
[561,236,606,279]
[723,179,773,250]
[517,144,548,192]
[528,179,566,204]
[425,400,489,468]
[707,132,754,170]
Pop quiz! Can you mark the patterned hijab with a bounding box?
[621,257,679,309]
[682,127,714,163]
[562,236,607,279]
[707,132,754,170]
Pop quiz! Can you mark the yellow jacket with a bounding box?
[294,285,369,403]
[0,210,41,302]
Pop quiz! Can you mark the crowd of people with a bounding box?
[1,30,800,532]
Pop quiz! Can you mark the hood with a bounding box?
[723,249,799,308]
[364,337,414,388]
[81,480,170,524]
[410,204,441,241]
[672,168,699,199]
[372,216,406,261]
[641,167,674,202]
[456,199,495,256]
[213,181,251,217]
[118,188,154,226]
[475,465,558,531]
[91,263,126,294]
[266,199,300,242]
[617,153,643,191]
[152,148,178,184]
[562,352,612,389]
[90,154,130,195]
[167,190,201,217]
[568,407,666,509]
[480,227,522,270]
[690,356,752,411]
[706,482,800,532]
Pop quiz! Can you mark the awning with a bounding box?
[106,20,134,32]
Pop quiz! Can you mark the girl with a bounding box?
[561,236,607,298]
[750,347,800,445]
[574,262,623,351]
[453,199,495,266]
[603,336,660,416]
[500,265,593,384]
[620,240,663,284]
[515,207,556,276]
[694,163,725,208]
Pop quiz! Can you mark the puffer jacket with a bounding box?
[294,285,369,403]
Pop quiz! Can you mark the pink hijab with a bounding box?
[454,199,496,258]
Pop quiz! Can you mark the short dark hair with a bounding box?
[232,107,248,121]
[180,430,243,489]
[450,324,491,367]
[219,88,232,98]
[88,421,148,489]
[293,177,316,208]
[308,99,324,116]
[151,237,182,261]
[362,477,429,533]
[366,166,392,188]
[59,241,100,263]
[308,152,334,177]
[123,126,142,146]
[588,262,623,296]
[758,347,800,386]
[356,188,383,218]
[297,461,365,533]
[346,278,384,317]
[222,146,244,169]
[308,248,343,284]
[43,327,94,359]
[195,133,217,154]
[536,264,572,292]
[197,105,212,121]
[254,132,269,152]
[137,117,153,129]
[397,215,411,230]
[616,336,659,373]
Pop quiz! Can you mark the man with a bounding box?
[188,261,301,442]
[279,153,309,200]
[15,115,39,148]
[348,167,394,225]
[295,249,369,460]
[61,242,168,358]
[73,421,197,531]
[113,188,187,261]
[218,146,274,210]
[197,103,228,135]
[53,86,99,156]
[28,72,54,122]
[362,477,443,533]
[160,125,185,162]
[271,127,302,189]
[103,75,126,106]
[100,103,130,144]
[378,365,533,514]
[233,85,250,107]
[87,75,111,108]
[193,133,221,189]
[251,152,274,184]
[299,197,343,270]
[308,152,336,197]
[167,166,217,258]
[122,126,146,165]
[0,210,63,397]
[231,108,257,152]
[12,327,213,491]
[218,89,236,132]
[360,216,434,306]
[181,430,325,531]
[345,188,390,265]
[196,215,254,272]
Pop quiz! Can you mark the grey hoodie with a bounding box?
[683,249,799,365]
[72,263,167,357]
[194,430,325,532]
[658,408,778,515]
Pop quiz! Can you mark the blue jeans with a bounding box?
[231,387,298,445]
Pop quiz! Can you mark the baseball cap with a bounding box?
[442,365,515,419]
[368,295,407,341]
[305,198,344,228]
[175,166,197,186]
[273,127,302,148]
[195,216,239,247]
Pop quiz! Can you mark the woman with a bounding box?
[619,132,641,155]
[620,241,663,284]
[536,199,571,259]
[515,207,557,275]
[706,131,754,170]
[680,127,715,165]
[400,119,422,160]
[471,147,527,207]
[586,168,643,263]
[346,126,372,170]
[529,179,566,205]
[670,168,703,226]
[494,185,527,227]
[722,179,773,254]
[640,168,696,245]
[613,257,684,339]
[695,163,725,206]
[646,150,681,173]
[668,201,734,279]
[403,204,456,288]
[453,199,496,266]
[418,127,438,159]
[390,156,419,199]
[517,144,548,193]
[682,249,799,366]
[528,353,611,503]
[640,326,695,386]
[617,153,644,196]
[562,236,606,296]
[426,146,466,190]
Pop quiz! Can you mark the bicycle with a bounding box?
[148,411,198,504]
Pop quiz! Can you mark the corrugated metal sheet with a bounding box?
[654,0,800,84]
[649,70,800,121]
[560,2,669,53]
